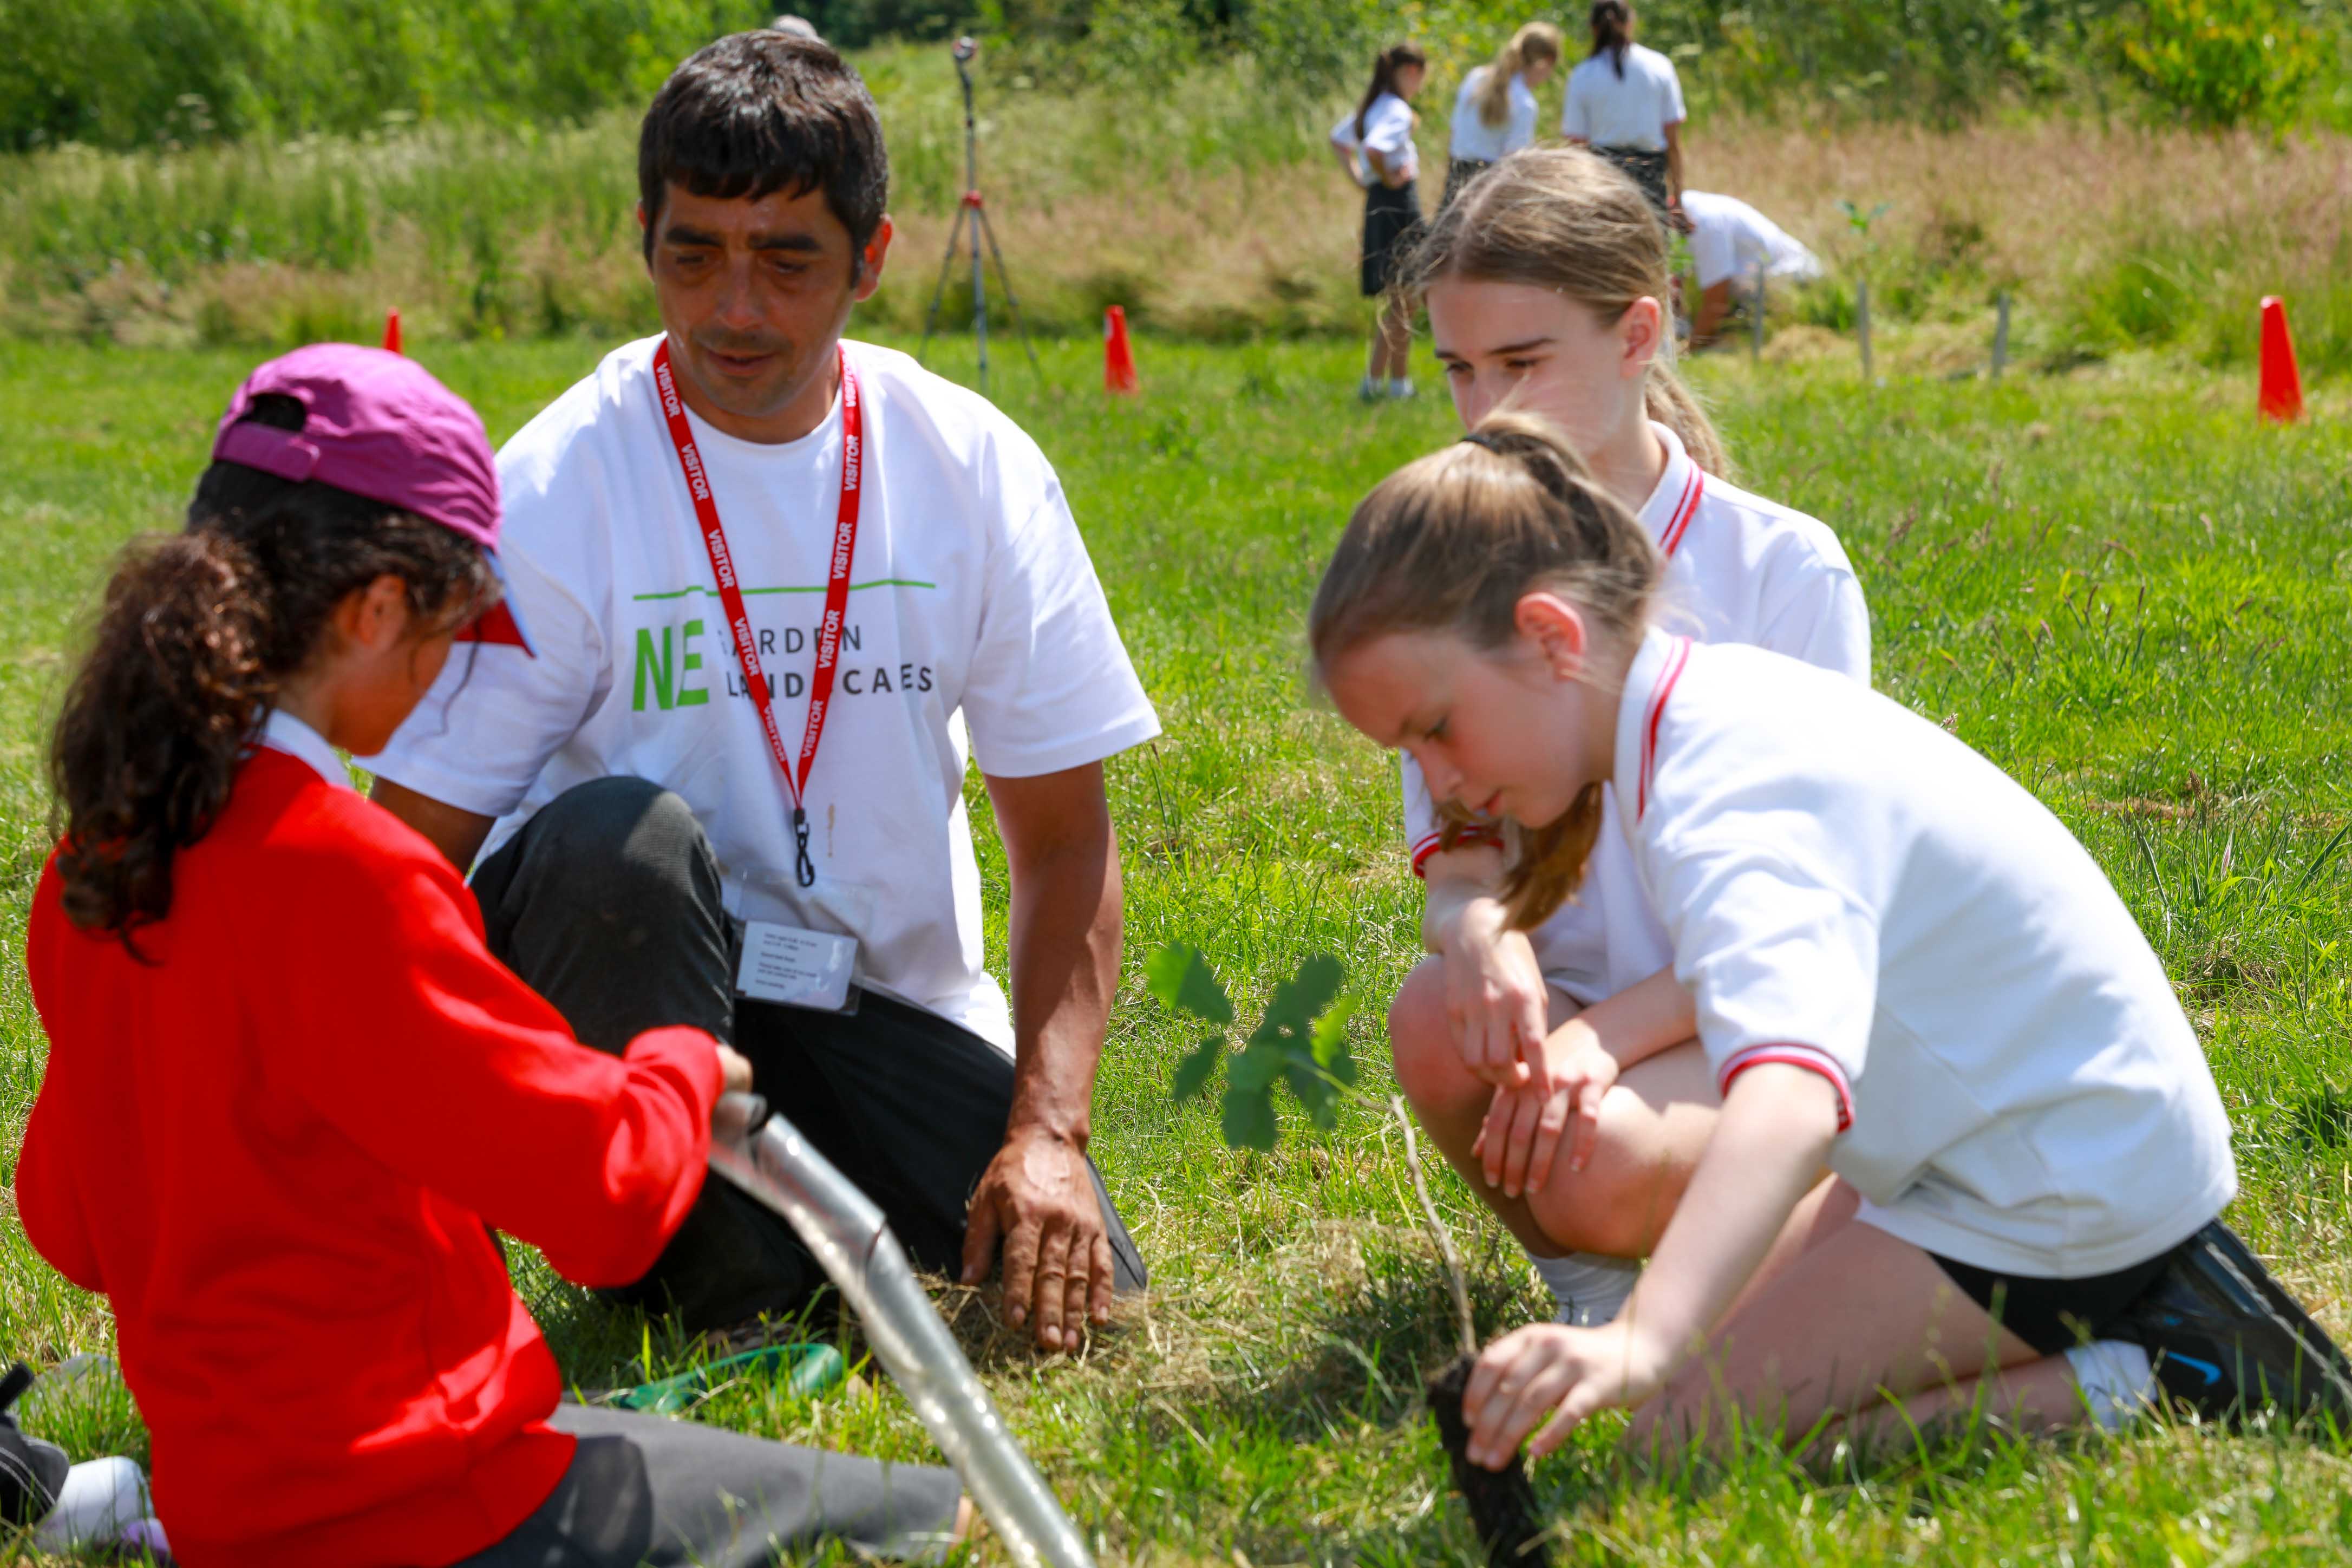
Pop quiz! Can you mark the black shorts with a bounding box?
[1929,1248,2174,1356]
[1361,180,1425,297]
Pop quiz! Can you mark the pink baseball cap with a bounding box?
[211,343,533,655]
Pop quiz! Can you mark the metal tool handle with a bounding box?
[707,1093,1096,1568]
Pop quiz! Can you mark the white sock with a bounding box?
[1529,1250,1641,1327]
[34,1456,153,1550]
[2063,1338,2156,1432]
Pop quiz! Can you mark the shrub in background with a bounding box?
[0,0,772,152]
[2118,0,2326,127]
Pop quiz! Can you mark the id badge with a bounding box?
[736,922,859,1012]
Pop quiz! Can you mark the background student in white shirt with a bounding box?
[1329,42,1428,402]
[1441,22,1561,212]
[367,31,1162,1353]
[1680,188,1822,347]
[1390,145,1868,1331]
[1314,413,2352,1457]
[1562,1,1688,225]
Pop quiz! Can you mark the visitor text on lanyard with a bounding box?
[652,338,861,888]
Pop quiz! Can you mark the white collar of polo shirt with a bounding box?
[1637,419,1703,558]
[260,708,353,791]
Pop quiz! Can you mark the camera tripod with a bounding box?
[918,37,1041,394]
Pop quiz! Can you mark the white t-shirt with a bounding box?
[364,335,1161,1051]
[1401,421,1869,1005]
[1561,43,1685,151]
[1449,68,1539,162]
[1331,93,1418,186]
[1616,631,2236,1277]
[1682,191,1822,290]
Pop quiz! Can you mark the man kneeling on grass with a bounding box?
[365,31,1161,1351]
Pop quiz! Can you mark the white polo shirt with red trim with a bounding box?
[1400,421,1870,1005]
[1615,629,2235,1277]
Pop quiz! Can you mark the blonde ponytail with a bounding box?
[1310,411,1662,931]
[1474,22,1564,129]
[1644,365,1732,479]
[1404,146,1733,481]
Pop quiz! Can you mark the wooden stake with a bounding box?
[1858,277,1873,385]
[1991,292,2010,382]
[1750,257,1766,364]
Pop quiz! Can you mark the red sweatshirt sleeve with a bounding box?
[17,877,107,1294]
[16,1090,106,1293]
[259,813,723,1287]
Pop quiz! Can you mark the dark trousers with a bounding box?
[452,1401,962,1566]
[471,776,1146,1332]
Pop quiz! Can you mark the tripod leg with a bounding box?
[975,206,1044,381]
[919,205,970,365]
[970,204,989,393]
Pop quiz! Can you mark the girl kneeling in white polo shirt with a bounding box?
[1316,412,2352,1456]
[1393,145,1869,1335]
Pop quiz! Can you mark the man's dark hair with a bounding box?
[638,31,890,266]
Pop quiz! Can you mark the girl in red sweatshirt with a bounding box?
[18,344,963,1567]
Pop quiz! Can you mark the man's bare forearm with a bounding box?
[989,765,1121,1148]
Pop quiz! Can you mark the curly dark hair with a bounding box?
[49,394,498,946]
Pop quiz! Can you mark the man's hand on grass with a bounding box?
[961,1125,1112,1353]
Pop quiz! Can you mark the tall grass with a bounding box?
[3,43,2347,376]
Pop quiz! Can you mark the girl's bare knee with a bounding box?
[1387,962,1481,1109]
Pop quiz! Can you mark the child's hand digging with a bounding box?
[714,1044,755,1100]
[1463,1320,1671,1468]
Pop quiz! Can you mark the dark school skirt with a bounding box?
[1441,156,1493,212]
[1361,179,1425,298]
[1594,144,1672,223]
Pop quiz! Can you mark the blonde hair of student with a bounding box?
[1309,411,1661,930]
[1406,146,1732,478]
[1475,21,1565,128]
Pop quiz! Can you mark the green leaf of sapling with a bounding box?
[1282,1051,1340,1131]
[1309,993,1358,1081]
[1143,944,1234,1025]
[1170,1034,1225,1102]
[1250,953,1346,1048]
[1226,1041,1285,1094]
[1221,1081,1279,1151]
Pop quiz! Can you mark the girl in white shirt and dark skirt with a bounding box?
[1312,413,2352,1460]
[1562,1,1687,226]
[1330,42,1428,401]
[1442,23,1562,212]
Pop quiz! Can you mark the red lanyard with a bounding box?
[652,338,861,888]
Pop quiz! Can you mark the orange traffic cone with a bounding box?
[1103,305,1137,395]
[382,309,403,355]
[2259,296,2303,424]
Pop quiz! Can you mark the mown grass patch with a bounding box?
[1,331,2349,1562]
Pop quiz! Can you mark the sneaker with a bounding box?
[2112,1220,2352,1425]
[1388,378,1415,400]
[1357,375,1381,403]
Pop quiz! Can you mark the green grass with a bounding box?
[4,326,2352,1563]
